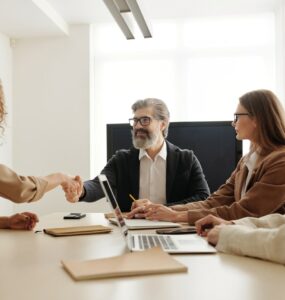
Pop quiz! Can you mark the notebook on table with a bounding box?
[61,246,187,281]
[44,225,112,237]
[98,174,217,254]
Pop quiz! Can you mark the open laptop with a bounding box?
[99,174,216,254]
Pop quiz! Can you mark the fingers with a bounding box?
[144,207,156,218]
[8,213,36,230]
[126,206,147,219]
[131,199,151,210]
[143,204,162,215]
[64,191,80,203]
[131,202,138,210]
[75,175,83,196]
[144,205,177,222]
[21,212,39,230]
[62,175,83,203]
[195,214,221,236]
[22,211,39,222]
[206,225,223,246]
[127,204,173,220]
[130,204,159,218]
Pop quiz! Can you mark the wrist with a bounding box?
[59,172,67,185]
[79,187,86,200]
[173,211,188,223]
[171,205,187,211]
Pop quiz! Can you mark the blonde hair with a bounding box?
[239,89,285,155]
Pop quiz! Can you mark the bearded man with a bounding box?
[66,98,209,212]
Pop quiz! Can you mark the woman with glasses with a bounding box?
[128,89,285,224]
[0,80,81,230]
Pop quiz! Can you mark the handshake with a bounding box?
[59,174,84,203]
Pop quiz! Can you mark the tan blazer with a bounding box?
[0,164,48,203]
[183,147,285,224]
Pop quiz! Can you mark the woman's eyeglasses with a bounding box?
[233,113,250,123]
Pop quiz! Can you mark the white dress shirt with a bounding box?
[139,141,167,204]
[241,152,258,197]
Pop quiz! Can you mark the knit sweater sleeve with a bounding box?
[216,220,285,264]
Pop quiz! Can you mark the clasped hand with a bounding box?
[61,175,83,202]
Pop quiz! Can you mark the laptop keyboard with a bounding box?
[136,234,178,250]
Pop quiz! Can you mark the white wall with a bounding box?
[0,32,13,215]
[12,25,109,215]
[276,0,285,102]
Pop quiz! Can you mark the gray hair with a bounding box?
[131,98,170,138]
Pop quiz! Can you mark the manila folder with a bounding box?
[44,225,112,237]
[62,247,187,280]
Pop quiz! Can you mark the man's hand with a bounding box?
[7,212,39,230]
[61,175,83,202]
[126,205,148,219]
[131,198,152,210]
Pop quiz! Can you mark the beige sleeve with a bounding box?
[216,223,285,264]
[234,214,285,229]
[0,164,48,203]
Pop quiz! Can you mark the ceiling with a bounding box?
[0,0,279,39]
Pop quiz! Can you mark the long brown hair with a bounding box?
[239,89,285,155]
[0,80,7,133]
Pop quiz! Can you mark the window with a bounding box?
[92,13,276,176]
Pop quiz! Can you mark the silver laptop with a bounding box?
[98,174,216,254]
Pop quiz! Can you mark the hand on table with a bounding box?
[7,212,39,230]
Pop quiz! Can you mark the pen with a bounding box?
[129,194,137,202]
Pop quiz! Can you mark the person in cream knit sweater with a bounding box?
[195,213,285,265]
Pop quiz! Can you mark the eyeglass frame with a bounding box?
[128,116,155,127]
[233,113,251,123]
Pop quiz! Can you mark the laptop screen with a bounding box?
[99,174,128,238]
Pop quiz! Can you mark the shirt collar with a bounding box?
[245,152,258,170]
[139,141,167,161]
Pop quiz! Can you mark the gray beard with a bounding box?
[132,131,159,149]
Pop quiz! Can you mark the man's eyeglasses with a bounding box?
[233,113,250,123]
[129,116,152,127]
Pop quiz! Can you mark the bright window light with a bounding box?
[92,13,276,176]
